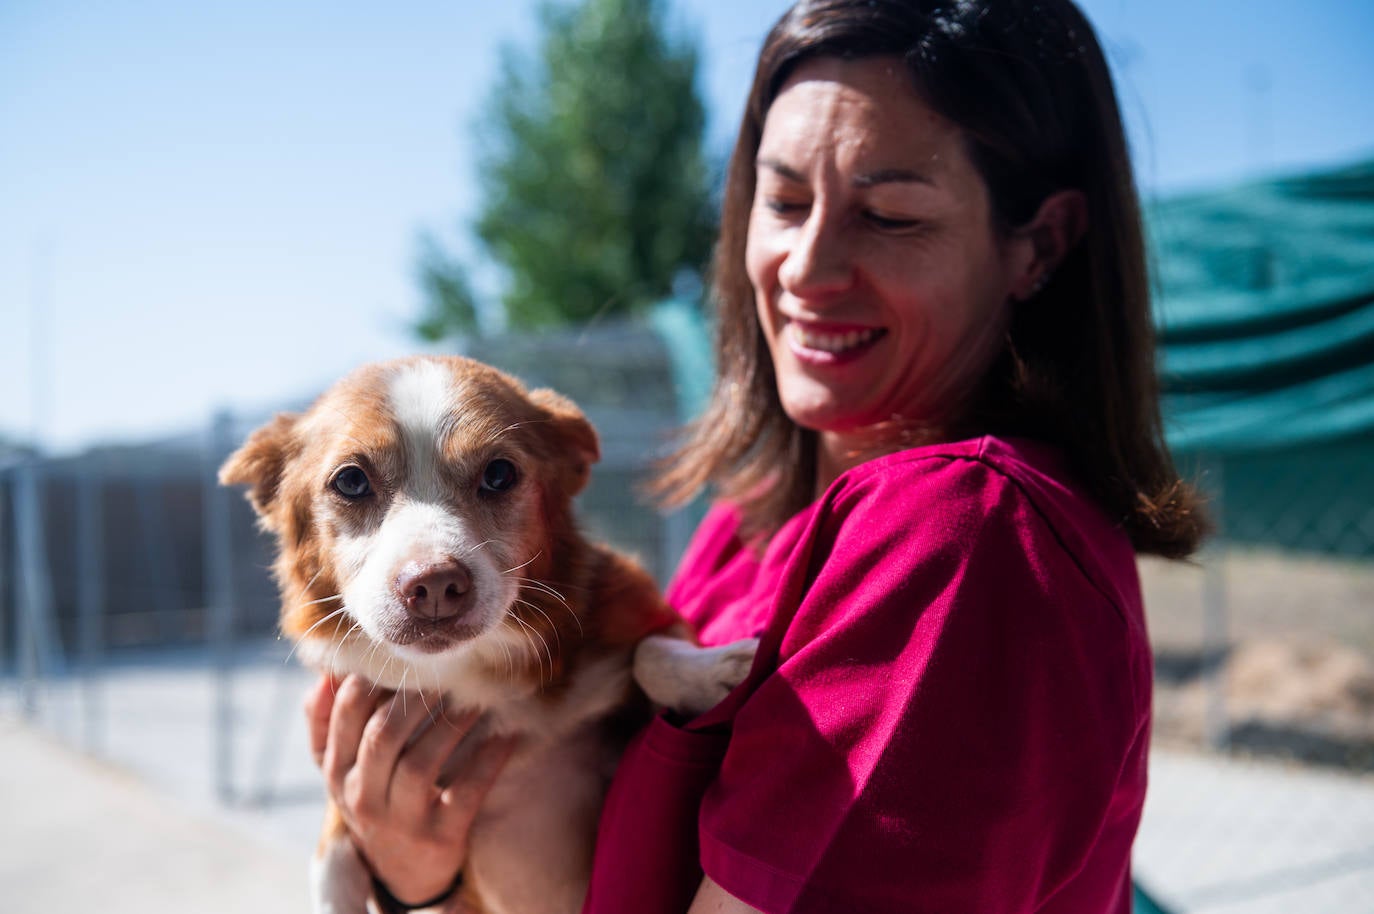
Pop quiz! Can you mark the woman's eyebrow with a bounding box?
[853,167,935,188]
[755,156,805,182]
[755,157,935,189]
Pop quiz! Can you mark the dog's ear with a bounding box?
[219,413,299,522]
[528,388,600,496]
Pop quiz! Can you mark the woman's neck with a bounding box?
[815,425,944,495]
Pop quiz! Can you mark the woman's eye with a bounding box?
[864,211,922,231]
[331,466,372,499]
[763,197,808,217]
[480,458,519,494]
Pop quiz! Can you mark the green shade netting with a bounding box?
[1152,157,1374,454]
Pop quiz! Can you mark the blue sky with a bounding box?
[3,0,1373,452]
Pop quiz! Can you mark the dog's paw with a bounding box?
[634,634,760,716]
[708,637,760,697]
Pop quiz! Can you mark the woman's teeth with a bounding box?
[790,325,881,353]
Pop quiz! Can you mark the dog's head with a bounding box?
[220,356,600,674]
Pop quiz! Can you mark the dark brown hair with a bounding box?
[656,0,1207,558]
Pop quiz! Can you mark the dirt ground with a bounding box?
[1139,547,1374,770]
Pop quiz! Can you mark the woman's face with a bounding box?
[747,56,1033,467]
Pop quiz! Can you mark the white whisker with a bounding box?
[329,619,365,675]
[513,578,584,638]
[303,567,327,594]
[509,614,553,682]
[284,605,351,665]
[512,577,570,608]
[364,635,394,686]
[492,626,517,683]
[513,596,560,651]
[514,599,563,653]
[418,686,441,726]
[502,551,543,576]
[501,638,515,682]
[461,540,497,557]
[380,652,400,693]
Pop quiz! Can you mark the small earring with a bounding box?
[1030,271,1052,296]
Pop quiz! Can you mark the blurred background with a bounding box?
[3,1,1373,912]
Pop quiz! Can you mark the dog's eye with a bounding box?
[480,458,518,494]
[331,466,372,499]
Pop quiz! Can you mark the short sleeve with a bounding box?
[697,455,1147,913]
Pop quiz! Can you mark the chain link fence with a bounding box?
[3,333,1373,910]
[1134,443,1374,911]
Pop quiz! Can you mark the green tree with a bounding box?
[417,0,717,338]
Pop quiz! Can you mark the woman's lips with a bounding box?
[784,321,887,363]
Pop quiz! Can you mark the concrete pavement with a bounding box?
[1135,749,1374,913]
[4,643,1374,913]
[1,716,310,914]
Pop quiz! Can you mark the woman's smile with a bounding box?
[782,320,888,363]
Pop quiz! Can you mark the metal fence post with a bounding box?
[15,459,61,719]
[1201,453,1229,751]
[77,465,106,753]
[135,476,181,641]
[0,463,11,684]
[205,411,237,804]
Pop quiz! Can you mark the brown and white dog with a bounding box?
[221,356,754,914]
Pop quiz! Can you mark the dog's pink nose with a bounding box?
[396,560,473,621]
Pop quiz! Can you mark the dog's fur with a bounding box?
[221,356,754,914]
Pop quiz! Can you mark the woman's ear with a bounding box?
[1010,189,1088,301]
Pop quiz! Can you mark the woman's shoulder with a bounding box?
[831,435,1076,503]
[821,435,1141,623]
[827,435,1119,537]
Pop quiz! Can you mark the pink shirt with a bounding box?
[586,436,1151,913]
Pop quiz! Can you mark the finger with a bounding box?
[323,675,391,801]
[390,705,481,817]
[304,674,342,767]
[352,690,445,816]
[435,735,518,837]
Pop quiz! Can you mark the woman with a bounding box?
[309,1,1206,911]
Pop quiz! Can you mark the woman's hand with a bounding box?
[305,674,516,907]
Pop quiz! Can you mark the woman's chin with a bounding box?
[781,399,885,440]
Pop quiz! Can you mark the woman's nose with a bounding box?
[777,208,854,298]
